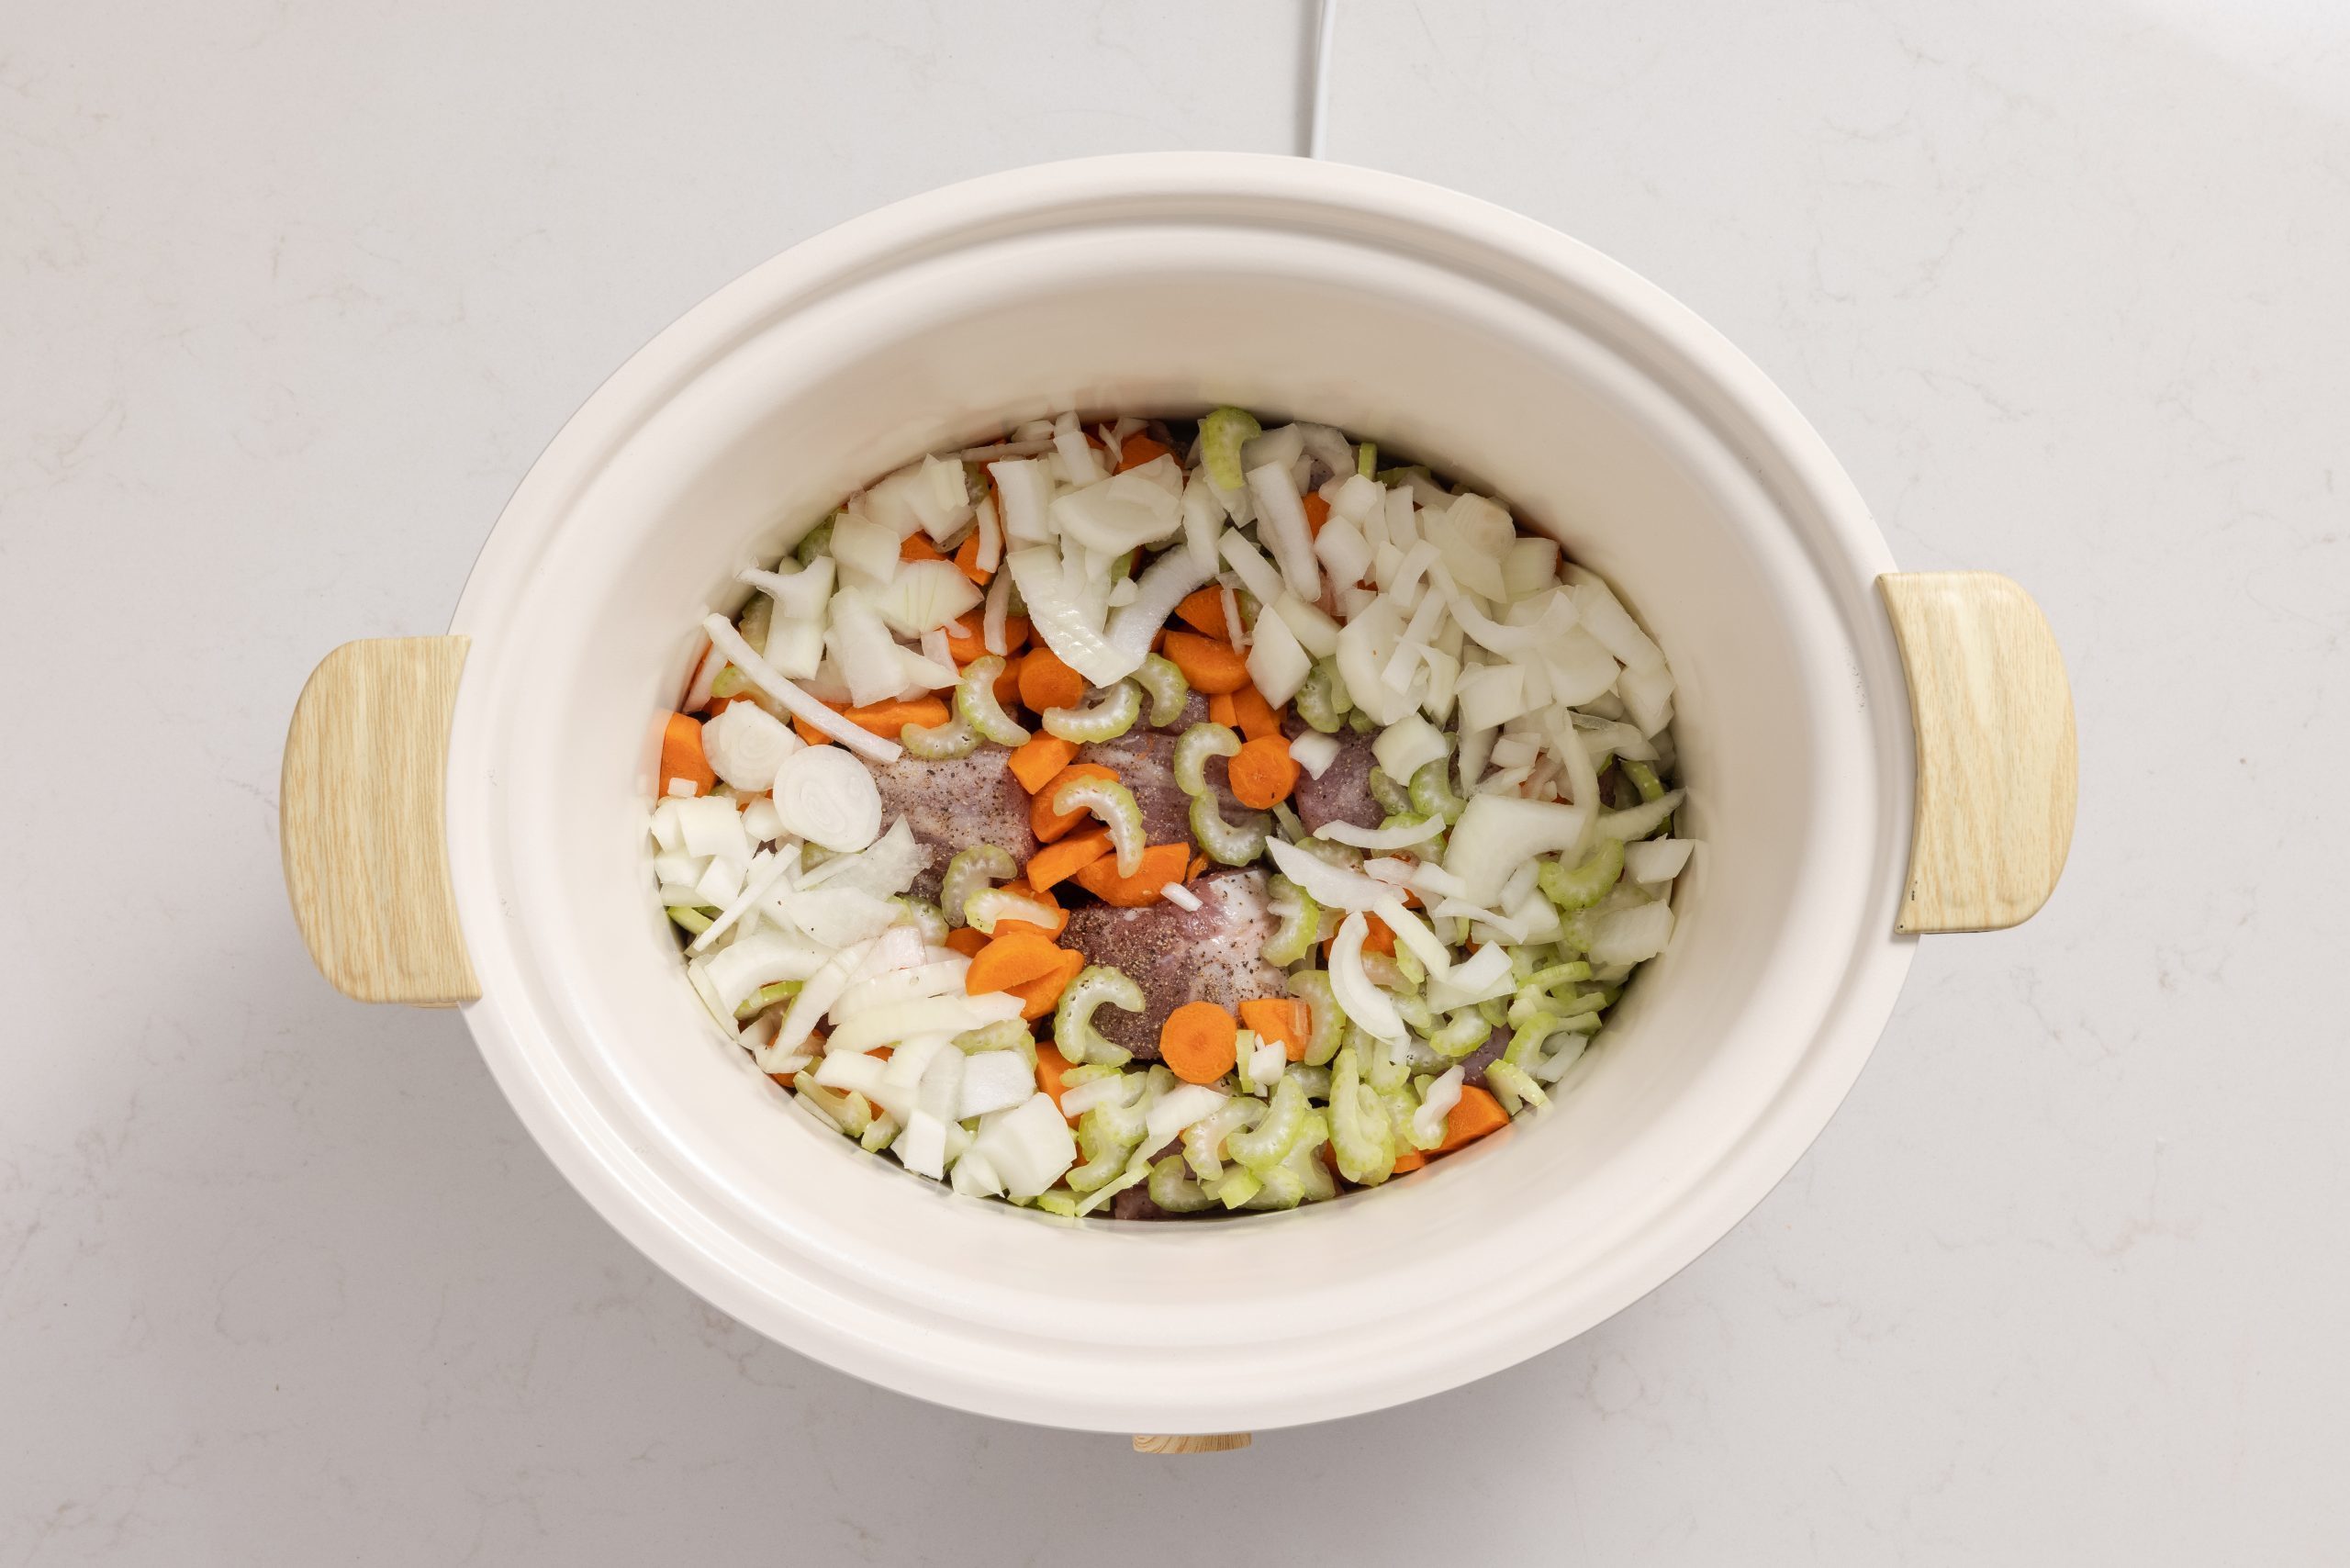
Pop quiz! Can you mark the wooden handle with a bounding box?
[281,636,481,1005]
[1877,573,2077,935]
[1132,1433,1252,1453]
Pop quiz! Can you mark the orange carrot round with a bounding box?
[1018,646,1087,712]
[943,927,989,958]
[1160,1002,1239,1085]
[1173,586,1228,638]
[1160,631,1252,694]
[660,712,715,795]
[948,615,1030,666]
[1227,736,1299,808]
[1024,828,1113,893]
[966,933,1066,994]
[1228,684,1283,742]
[1237,998,1310,1062]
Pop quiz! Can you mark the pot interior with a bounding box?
[445,170,1914,1429]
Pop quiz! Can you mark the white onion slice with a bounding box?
[1625,838,1694,884]
[1412,1066,1465,1148]
[1328,913,1404,1043]
[770,745,882,852]
[1103,546,1213,666]
[1287,730,1341,779]
[1216,528,1286,606]
[827,991,1023,1055]
[1160,881,1203,912]
[1438,568,1578,655]
[981,567,1013,656]
[775,935,881,1057]
[1371,894,1452,980]
[1444,793,1596,905]
[972,1093,1078,1200]
[1145,1084,1230,1144]
[1571,577,1666,672]
[1588,901,1675,965]
[1265,836,1393,912]
[1247,461,1322,600]
[701,700,801,791]
[1180,474,1224,573]
[1315,815,1444,851]
[1245,603,1311,707]
[987,459,1056,545]
[1006,545,1141,686]
[1371,713,1447,785]
[688,848,800,955]
[702,614,901,763]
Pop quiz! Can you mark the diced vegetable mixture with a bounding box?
[646,410,1693,1217]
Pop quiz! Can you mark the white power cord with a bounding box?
[1306,0,1338,159]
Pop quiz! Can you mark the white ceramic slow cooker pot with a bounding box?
[281,153,2075,1441]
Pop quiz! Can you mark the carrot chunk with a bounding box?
[1227,735,1299,808]
[837,697,950,735]
[1070,842,1192,907]
[1436,1085,1510,1152]
[660,712,715,795]
[944,927,989,958]
[1228,684,1283,743]
[947,614,1029,667]
[1174,586,1228,638]
[899,532,946,564]
[1017,646,1086,712]
[1207,691,1237,728]
[1302,492,1331,537]
[1035,1042,1080,1122]
[966,932,1067,994]
[1007,734,1079,795]
[1237,998,1311,1062]
[1008,947,1084,1022]
[1025,828,1113,893]
[1161,631,1251,694]
[952,533,991,586]
[1115,432,1173,472]
[1160,1002,1239,1085]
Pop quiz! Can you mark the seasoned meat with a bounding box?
[864,745,1038,902]
[1060,869,1285,1060]
[1075,692,1244,845]
[1111,1186,1174,1221]
[1286,721,1382,834]
[1455,1025,1507,1089]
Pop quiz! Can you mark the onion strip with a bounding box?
[701,613,901,763]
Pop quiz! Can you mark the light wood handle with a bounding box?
[281,636,480,1005]
[1877,572,2077,935]
[1132,1433,1252,1453]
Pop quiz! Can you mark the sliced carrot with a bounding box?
[1228,735,1299,808]
[1237,998,1311,1062]
[1302,492,1331,537]
[1035,1042,1080,1123]
[1116,432,1173,472]
[660,712,715,795]
[1174,586,1228,638]
[1071,842,1192,907]
[1206,691,1238,728]
[1159,1001,1239,1085]
[1189,852,1208,880]
[838,696,951,736]
[1436,1084,1510,1152]
[1161,631,1251,695]
[952,532,991,587]
[944,926,989,958]
[1007,734,1080,795]
[1008,947,1084,1022]
[947,614,1030,666]
[1391,1148,1427,1173]
[967,932,1067,994]
[1017,645,1086,712]
[791,714,830,747]
[993,652,1023,709]
[899,532,946,564]
[1228,684,1283,743]
[1030,763,1118,843]
[1025,828,1113,893]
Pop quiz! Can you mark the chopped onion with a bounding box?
[1270,592,1339,658]
[774,935,880,1057]
[701,614,901,763]
[1220,584,1247,650]
[1328,912,1405,1043]
[957,1051,1035,1120]
[1333,595,1416,725]
[1444,793,1595,905]
[1618,660,1677,736]
[1247,462,1322,600]
[1179,474,1224,574]
[688,849,800,955]
[1103,546,1214,666]
[1424,943,1513,1012]
[834,958,970,1019]
[1625,838,1694,884]
[987,459,1055,545]
[699,926,830,1013]
[972,1092,1078,1200]
[1049,459,1186,554]
[1438,568,1579,656]
[872,559,982,636]
[1545,627,1622,707]
[820,590,908,708]
[1432,897,1527,943]
[1053,410,1104,487]
[1425,497,1510,599]
[672,794,752,865]
[830,511,901,586]
[1266,835,1393,912]
[1145,1084,1229,1144]
[1315,815,1443,851]
[1216,528,1286,606]
[1588,901,1675,965]
[972,490,1002,576]
[828,991,1023,1055]
[1239,422,1305,474]
[1330,473,1384,523]
[1160,881,1202,912]
[1595,788,1684,842]
[1372,713,1447,784]
[1371,894,1452,980]
[1571,577,1666,672]
[701,701,800,792]
[893,1110,949,1180]
[681,638,722,712]
[773,885,901,947]
[1006,545,1141,686]
[1245,602,1312,706]
[1503,536,1561,599]
[1313,513,1372,587]
[980,567,1013,656]
[770,745,882,852]
[1411,1066,1464,1148]
[1288,730,1341,778]
[1455,663,1532,732]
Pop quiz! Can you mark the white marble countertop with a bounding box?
[6,1,2344,1561]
